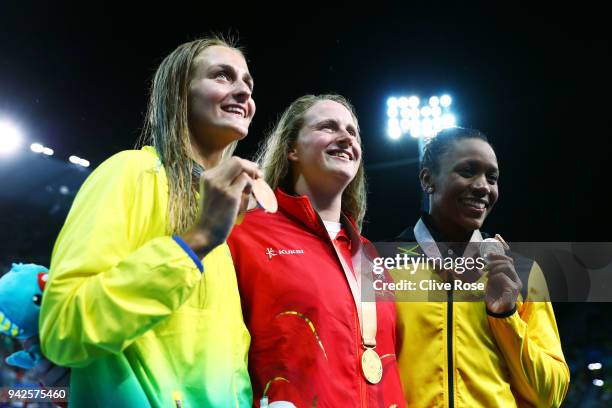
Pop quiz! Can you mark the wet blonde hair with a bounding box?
[256,94,367,229]
[139,36,244,234]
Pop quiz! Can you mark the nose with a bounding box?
[336,128,357,147]
[471,174,491,197]
[232,79,252,103]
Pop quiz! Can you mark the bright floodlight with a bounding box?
[440,94,452,107]
[384,94,457,140]
[442,114,456,128]
[69,155,90,167]
[433,117,443,132]
[420,106,432,117]
[31,142,54,156]
[588,363,603,370]
[410,121,421,138]
[422,118,434,137]
[31,143,44,153]
[388,127,401,140]
[593,379,604,387]
[0,120,23,154]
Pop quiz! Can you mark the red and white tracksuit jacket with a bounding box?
[228,188,405,408]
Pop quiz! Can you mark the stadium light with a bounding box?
[588,363,602,371]
[0,119,23,155]
[440,94,452,107]
[593,379,604,387]
[30,142,54,156]
[386,94,457,142]
[69,155,90,168]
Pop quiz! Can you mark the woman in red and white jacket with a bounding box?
[228,94,405,407]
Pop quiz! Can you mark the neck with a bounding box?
[428,209,473,242]
[190,139,225,169]
[294,176,344,223]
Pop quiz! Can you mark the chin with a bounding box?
[460,216,484,232]
[226,125,249,141]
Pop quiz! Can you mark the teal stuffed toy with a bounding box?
[0,263,49,369]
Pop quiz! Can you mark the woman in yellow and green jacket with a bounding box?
[39,36,261,407]
[394,127,570,407]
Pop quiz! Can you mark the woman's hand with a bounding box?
[484,253,523,314]
[181,157,262,258]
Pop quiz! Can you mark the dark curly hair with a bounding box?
[421,127,491,174]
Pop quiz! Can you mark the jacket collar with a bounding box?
[275,188,361,245]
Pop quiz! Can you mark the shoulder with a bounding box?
[96,147,161,176]
[83,147,165,192]
[229,208,297,248]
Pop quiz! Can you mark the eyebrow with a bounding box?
[313,118,360,140]
[457,159,498,172]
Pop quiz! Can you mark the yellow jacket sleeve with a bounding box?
[39,150,201,368]
[487,263,570,407]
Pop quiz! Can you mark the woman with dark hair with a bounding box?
[39,36,259,406]
[228,94,405,407]
[394,127,570,407]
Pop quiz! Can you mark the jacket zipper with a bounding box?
[447,286,454,408]
[318,214,367,407]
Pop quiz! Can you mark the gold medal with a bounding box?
[361,347,382,384]
[251,178,278,213]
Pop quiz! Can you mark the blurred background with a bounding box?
[1,1,610,406]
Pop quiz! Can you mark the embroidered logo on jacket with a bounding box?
[266,248,305,259]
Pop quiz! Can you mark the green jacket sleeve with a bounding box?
[487,262,570,408]
[39,150,201,368]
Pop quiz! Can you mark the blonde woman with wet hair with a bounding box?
[229,94,405,407]
[40,36,259,407]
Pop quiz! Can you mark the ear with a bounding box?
[419,167,434,193]
[287,147,298,162]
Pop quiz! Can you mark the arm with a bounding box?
[487,263,570,407]
[39,151,202,367]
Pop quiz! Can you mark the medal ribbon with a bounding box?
[331,214,377,349]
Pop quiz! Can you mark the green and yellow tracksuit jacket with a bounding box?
[39,146,252,407]
[394,223,569,407]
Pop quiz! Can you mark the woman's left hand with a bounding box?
[484,253,523,314]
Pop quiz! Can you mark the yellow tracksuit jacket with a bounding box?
[39,146,252,407]
[394,224,569,407]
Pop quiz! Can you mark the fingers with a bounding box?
[485,253,514,263]
[203,157,262,185]
[486,259,523,291]
[488,270,519,291]
[229,171,254,197]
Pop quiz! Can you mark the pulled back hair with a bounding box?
[256,94,367,229]
[421,127,490,174]
[138,35,243,234]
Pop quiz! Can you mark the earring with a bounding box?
[425,186,434,194]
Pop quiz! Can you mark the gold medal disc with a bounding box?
[251,178,278,213]
[361,347,383,384]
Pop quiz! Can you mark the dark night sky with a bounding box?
[1,1,610,246]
